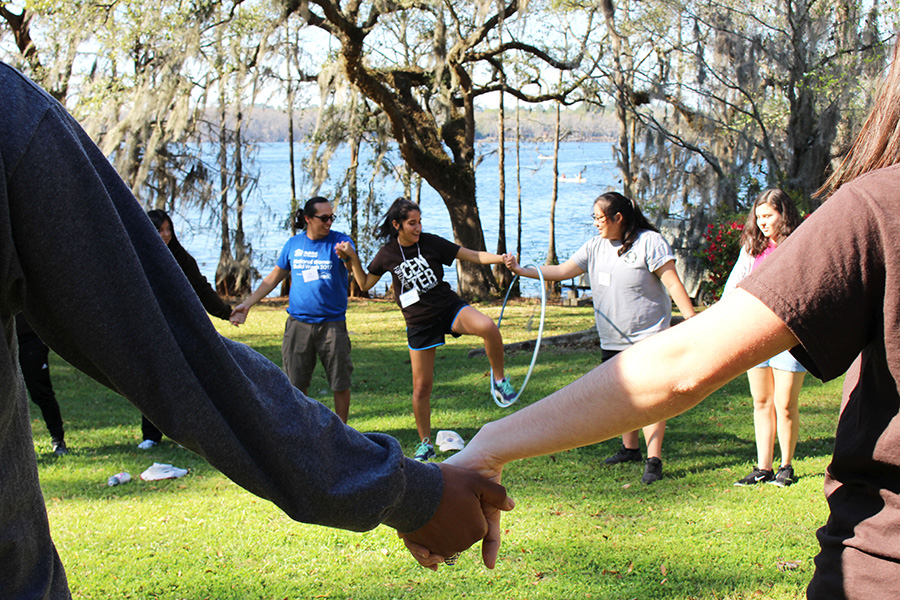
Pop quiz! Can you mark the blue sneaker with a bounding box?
[413,439,435,462]
[492,377,517,404]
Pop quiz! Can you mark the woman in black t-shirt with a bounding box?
[137,209,233,449]
[338,198,515,462]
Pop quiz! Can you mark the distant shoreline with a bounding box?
[227,105,620,144]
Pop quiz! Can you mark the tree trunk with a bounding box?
[281,67,297,298]
[508,98,521,297]
[441,183,497,300]
[493,81,514,291]
[214,97,233,297]
[546,99,561,298]
[601,0,634,197]
[347,94,368,298]
[227,108,253,297]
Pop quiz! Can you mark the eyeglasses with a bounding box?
[311,214,337,222]
[591,213,607,223]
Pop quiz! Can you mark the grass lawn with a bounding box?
[33,299,841,599]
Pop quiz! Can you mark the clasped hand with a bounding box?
[400,455,509,570]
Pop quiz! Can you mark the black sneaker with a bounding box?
[641,457,663,484]
[51,439,68,456]
[604,445,642,465]
[734,467,775,486]
[770,465,795,487]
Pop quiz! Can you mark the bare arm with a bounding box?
[456,246,504,265]
[503,253,585,282]
[229,266,289,325]
[335,241,382,292]
[656,260,697,319]
[448,289,796,474]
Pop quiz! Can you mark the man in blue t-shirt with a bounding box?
[231,197,356,422]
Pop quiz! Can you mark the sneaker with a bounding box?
[492,377,517,404]
[137,439,159,450]
[734,467,775,486]
[51,439,68,456]
[604,445,643,465]
[641,457,663,484]
[413,439,435,462]
[770,464,795,487]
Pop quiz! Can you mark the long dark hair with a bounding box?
[146,209,186,255]
[817,39,900,199]
[594,192,658,256]
[294,196,330,231]
[741,189,803,256]
[375,197,421,241]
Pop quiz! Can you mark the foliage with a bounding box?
[590,0,891,223]
[696,217,744,302]
[1,0,895,297]
[292,0,604,298]
[35,301,841,599]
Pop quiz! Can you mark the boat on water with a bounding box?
[557,174,587,183]
[537,154,553,160]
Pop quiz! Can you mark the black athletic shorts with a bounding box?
[406,298,468,350]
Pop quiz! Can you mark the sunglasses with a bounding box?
[311,214,337,222]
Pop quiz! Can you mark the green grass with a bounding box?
[33,299,841,599]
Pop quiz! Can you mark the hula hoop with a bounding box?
[491,264,547,407]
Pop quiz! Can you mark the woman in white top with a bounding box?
[505,191,696,483]
[724,189,806,487]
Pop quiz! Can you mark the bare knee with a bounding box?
[412,381,433,400]
[752,395,774,412]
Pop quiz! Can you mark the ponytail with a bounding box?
[594,192,658,256]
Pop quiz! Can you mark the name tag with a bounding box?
[302,267,319,283]
[399,287,420,308]
[596,272,611,287]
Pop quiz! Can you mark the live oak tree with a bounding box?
[286,0,597,298]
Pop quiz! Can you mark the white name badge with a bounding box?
[399,287,420,308]
[302,267,319,283]
[596,272,611,287]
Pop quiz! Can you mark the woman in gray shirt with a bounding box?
[505,192,696,484]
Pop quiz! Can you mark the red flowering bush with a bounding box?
[696,219,744,303]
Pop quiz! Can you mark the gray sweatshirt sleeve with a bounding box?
[0,63,442,536]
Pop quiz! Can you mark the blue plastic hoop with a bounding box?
[491,265,547,407]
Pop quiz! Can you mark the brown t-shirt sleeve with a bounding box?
[739,185,885,382]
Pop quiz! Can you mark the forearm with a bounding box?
[510,263,572,282]
[347,254,372,291]
[242,275,281,308]
[512,265,540,279]
[467,250,504,265]
[669,285,697,319]
[463,290,796,469]
[658,264,697,319]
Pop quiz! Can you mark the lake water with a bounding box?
[172,140,622,297]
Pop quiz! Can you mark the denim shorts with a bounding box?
[755,349,807,373]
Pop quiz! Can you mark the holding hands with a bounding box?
[502,253,523,275]
[400,462,512,570]
[229,304,248,326]
[334,241,356,262]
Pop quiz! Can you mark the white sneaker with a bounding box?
[137,439,158,450]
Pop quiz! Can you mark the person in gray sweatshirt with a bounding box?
[0,62,511,599]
